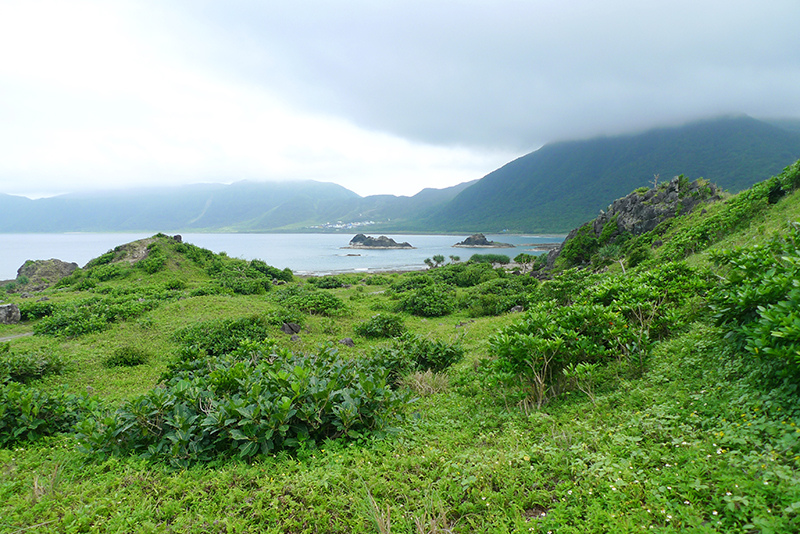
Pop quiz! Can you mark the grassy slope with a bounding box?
[1,171,800,532]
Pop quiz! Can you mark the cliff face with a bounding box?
[548,176,721,267]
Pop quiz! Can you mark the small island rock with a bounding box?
[453,233,514,248]
[345,234,414,249]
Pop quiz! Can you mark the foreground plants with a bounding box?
[76,339,409,467]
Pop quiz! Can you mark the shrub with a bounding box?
[461,277,530,317]
[488,302,634,407]
[368,333,465,384]
[274,286,347,316]
[469,253,511,265]
[172,315,273,357]
[17,300,56,320]
[398,284,455,317]
[104,346,150,368]
[388,273,433,294]
[0,344,65,382]
[396,333,465,372]
[558,225,599,266]
[136,243,167,274]
[354,313,406,338]
[709,223,800,369]
[76,340,410,466]
[307,275,346,289]
[0,382,90,447]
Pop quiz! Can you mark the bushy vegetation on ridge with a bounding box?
[1,160,800,532]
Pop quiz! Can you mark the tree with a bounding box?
[514,253,534,273]
[432,254,445,267]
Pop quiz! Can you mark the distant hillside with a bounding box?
[423,115,800,233]
[3,115,799,234]
[0,179,475,233]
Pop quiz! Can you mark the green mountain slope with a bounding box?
[424,115,800,233]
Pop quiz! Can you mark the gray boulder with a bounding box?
[0,303,21,324]
[281,322,302,335]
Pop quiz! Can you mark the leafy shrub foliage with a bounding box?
[17,300,56,320]
[173,315,273,357]
[34,289,175,338]
[488,302,634,407]
[0,382,91,447]
[354,313,406,338]
[76,340,409,466]
[104,346,150,368]
[709,223,800,368]
[369,333,465,384]
[397,283,455,317]
[273,285,347,316]
[468,253,511,265]
[136,243,168,274]
[207,258,273,295]
[307,275,347,289]
[461,277,532,317]
[0,344,65,382]
[658,161,800,260]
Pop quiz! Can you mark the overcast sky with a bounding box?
[1,0,799,198]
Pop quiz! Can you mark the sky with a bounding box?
[1,1,799,199]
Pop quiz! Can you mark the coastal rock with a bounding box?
[345,234,414,249]
[13,258,79,292]
[0,303,21,324]
[453,233,514,248]
[339,337,355,347]
[547,176,721,268]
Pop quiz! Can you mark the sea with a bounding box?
[0,233,564,281]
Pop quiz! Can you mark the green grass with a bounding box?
[1,174,800,532]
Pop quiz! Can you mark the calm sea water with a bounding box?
[0,233,563,280]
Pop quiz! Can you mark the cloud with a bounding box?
[1,0,799,198]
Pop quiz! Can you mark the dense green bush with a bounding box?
[558,225,599,266]
[273,285,346,316]
[90,262,132,282]
[354,313,406,338]
[527,268,601,306]
[0,382,92,447]
[104,346,150,368]
[136,243,168,274]
[396,333,465,372]
[369,333,465,384]
[488,302,634,406]
[709,223,800,369]
[461,277,531,317]
[0,343,65,382]
[173,315,273,357]
[34,290,172,338]
[207,258,273,295]
[307,275,346,289]
[388,273,434,294]
[17,299,56,320]
[468,253,511,265]
[76,340,409,466]
[397,283,456,317]
[580,260,712,339]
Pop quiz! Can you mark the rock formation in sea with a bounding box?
[452,233,514,248]
[345,234,414,249]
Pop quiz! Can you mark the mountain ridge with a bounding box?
[2,115,799,234]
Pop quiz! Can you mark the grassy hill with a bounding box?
[1,160,800,532]
[425,115,800,233]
